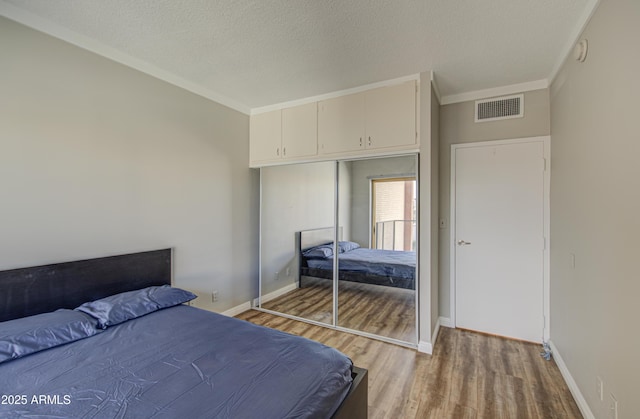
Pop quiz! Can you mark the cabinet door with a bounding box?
[318,92,365,155]
[250,110,282,164]
[282,102,317,159]
[365,81,416,150]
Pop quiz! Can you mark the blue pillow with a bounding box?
[338,241,360,253]
[76,285,196,329]
[0,309,98,364]
[302,244,334,259]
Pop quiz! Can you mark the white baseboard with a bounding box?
[221,301,252,317]
[439,316,454,328]
[252,282,298,307]
[548,340,595,419]
[417,317,443,354]
[417,340,433,354]
[432,318,441,346]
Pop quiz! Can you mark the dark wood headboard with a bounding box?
[0,249,172,322]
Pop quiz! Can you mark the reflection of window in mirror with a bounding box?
[371,177,417,251]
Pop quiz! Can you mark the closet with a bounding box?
[252,78,421,346]
[258,155,418,346]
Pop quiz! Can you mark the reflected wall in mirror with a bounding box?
[337,155,417,343]
[259,161,336,324]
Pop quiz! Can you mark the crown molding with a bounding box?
[251,73,421,115]
[548,0,601,85]
[0,2,251,115]
[440,79,549,105]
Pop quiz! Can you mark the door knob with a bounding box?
[457,240,471,246]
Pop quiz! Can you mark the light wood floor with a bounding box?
[236,310,582,419]
[261,277,416,342]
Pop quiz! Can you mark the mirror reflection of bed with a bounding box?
[259,154,418,345]
[261,227,416,342]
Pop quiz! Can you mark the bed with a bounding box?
[298,228,416,290]
[0,249,367,419]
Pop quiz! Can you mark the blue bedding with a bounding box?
[0,305,353,418]
[306,247,416,280]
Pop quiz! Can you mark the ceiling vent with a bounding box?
[475,94,524,122]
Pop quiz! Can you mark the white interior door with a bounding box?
[454,140,545,343]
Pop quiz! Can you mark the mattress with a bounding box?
[0,305,353,418]
[306,248,416,280]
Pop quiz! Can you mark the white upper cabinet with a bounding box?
[282,102,318,159]
[250,103,318,166]
[250,79,418,166]
[317,92,366,155]
[364,81,417,150]
[250,110,282,164]
[318,80,417,156]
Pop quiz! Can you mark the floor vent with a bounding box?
[475,94,524,122]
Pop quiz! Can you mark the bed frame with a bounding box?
[298,227,415,290]
[0,249,172,322]
[0,248,367,418]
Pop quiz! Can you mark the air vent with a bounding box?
[475,94,524,122]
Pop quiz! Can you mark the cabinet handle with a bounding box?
[368,136,372,146]
[359,137,363,147]
[276,147,280,156]
[283,147,286,156]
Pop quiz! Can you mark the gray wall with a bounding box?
[438,88,550,319]
[417,72,432,345]
[0,17,259,313]
[430,85,440,332]
[550,0,639,416]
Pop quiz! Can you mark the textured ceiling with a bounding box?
[1,0,595,111]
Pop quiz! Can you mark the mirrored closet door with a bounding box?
[259,161,335,324]
[259,155,418,346]
[336,155,417,344]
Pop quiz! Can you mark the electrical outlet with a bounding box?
[608,394,618,419]
[596,376,603,401]
[212,290,218,302]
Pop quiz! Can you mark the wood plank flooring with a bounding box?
[236,310,582,419]
[261,277,416,342]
